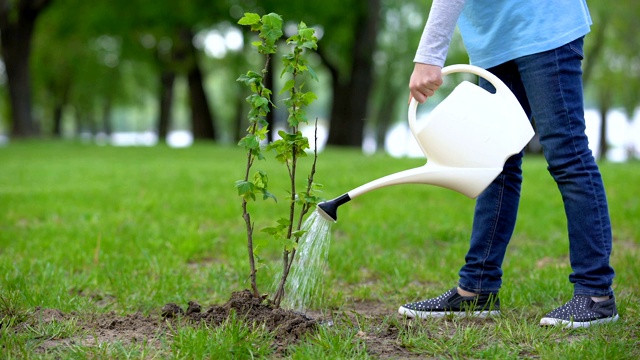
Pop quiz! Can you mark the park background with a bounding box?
[1,0,639,161]
[1,1,639,358]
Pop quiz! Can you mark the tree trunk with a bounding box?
[324,0,380,147]
[597,93,611,161]
[158,70,175,142]
[181,28,215,141]
[102,99,112,135]
[327,79,354,145]
[188,63,216,140]
[0,0,52,137]
[52,102,63,137]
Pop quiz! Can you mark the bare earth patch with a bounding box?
[23,291,421,358]
[27,307,169,353]
[306,300,421,359]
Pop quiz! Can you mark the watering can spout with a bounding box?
[316,165,502,222]
[317,64,535,223]
[317,194,351,222]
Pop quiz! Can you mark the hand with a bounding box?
[409,63,443,104]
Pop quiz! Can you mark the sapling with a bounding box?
[236,12,321,307]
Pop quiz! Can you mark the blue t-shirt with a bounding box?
[458,0,592,68]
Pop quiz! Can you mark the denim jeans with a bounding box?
[457,37,615,297]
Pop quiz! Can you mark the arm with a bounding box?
[410,0,466,103]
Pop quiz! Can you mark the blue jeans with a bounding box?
[457,37,615,297]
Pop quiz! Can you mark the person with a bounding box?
[398,0,619,328]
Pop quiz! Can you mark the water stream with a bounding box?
[280,209,334,312]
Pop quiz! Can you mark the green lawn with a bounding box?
[1,141,638,359]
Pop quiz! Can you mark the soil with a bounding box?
[19,290,421,358]
[162,290,318,353]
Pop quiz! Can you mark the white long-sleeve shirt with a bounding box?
[415,0,592,69]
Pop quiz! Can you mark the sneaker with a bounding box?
[398,287,500,319]
[540,295,619,328]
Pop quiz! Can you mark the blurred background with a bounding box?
[1,0,638,161]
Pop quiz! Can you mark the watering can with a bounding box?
[317,64,535,222]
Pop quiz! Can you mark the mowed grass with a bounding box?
[1,140,638,359]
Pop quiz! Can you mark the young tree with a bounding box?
[236,12,321,307]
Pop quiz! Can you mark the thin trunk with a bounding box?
[51,83,70,137]
[158,70,175,142]
[52,103,63,137]
[597,92,611,161]
[102,99,112,135]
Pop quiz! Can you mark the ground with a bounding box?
[21,290,419,358]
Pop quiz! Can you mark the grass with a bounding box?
[1,140,639,359]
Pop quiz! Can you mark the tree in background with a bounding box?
[0,0,53,138]
[2,0,639,158]
[28,0,230,141]
[89,0,225,142]
[319,0,380,148]
[583,0,640,160]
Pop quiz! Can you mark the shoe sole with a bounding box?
[398,306,501,319]
[539,314,619,328]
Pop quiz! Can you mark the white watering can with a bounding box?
[317,64,535,221]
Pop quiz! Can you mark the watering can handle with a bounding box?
[408,64,516,132]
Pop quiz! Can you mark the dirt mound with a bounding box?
[162,289,317,347]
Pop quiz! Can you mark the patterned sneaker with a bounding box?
[398,287,500,319]
[540,295,619,328]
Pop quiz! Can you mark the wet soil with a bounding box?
[19,290,418,358]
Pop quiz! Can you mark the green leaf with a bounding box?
[302,41,317,50]
[253,171,277,202]
[261,13,284,44]
[262,190,277,202]
[238,134,260,150]
[254,126,269,141]
[253,170,268,189]
[279,79,295,95]
[261,226,279,235]
[277,130,290,140]
[302,92,318,105]
[238,13,261,26]
[250,95,269,109]
[235,180,256,201]
[283,239,297,252]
